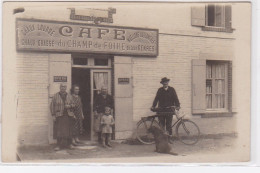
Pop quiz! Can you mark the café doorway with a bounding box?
[72,54,112,141]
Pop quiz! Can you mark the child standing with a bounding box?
[101,107,115,148]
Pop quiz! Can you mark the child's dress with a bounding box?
[101,115,114,134]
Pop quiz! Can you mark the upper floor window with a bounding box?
[191,4,233,32]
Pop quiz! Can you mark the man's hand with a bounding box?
[150,107,155,111]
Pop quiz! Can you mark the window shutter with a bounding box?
[228,61,232,112]
[48,54,72,144]
[192,59,206,114]
[191,5,206,26]
[225,5,232,28]
[114,56,133,139]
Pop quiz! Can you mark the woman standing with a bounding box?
[71,84,84,145]
[50,83,75,151]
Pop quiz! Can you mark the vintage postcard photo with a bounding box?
[2,1,251,163]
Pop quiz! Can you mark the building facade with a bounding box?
[9,2,250,146]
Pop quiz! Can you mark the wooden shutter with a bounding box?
[192,59,206,114]
[114,56,133,139]
[191,5,206,26]
[48,54,71,144]
[228,61,232,112]
[225,5,232,28]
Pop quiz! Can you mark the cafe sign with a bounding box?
[16,18,158,56]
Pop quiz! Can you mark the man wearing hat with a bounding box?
[151,77,180,140]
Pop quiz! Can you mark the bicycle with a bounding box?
[136,106,200,145]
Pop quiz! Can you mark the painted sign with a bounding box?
[118,78,130,84]
[69,8,116,24]
[54,76,67,82]
[16,18,158,56]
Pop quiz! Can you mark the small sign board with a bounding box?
[118,78,130,84]
[54,76,67,82]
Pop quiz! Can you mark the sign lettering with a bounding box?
[54,76,67,82]
[118,78,130,84]
[16,19,158,56]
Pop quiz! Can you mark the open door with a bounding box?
[91,69,112,140]
[48,54,71,144]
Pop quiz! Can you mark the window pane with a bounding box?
[73,58,88,65]
[206,61,228,110]
[206,79,212,93]
[215,5,224,27]
[206,64,212,78]
[215,64,225,78]
[206,94,212,108]
[215,94,225,108]
[94,58,108,66]
[208,5,215,26]
[215,79,225,93]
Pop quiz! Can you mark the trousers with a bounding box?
[158,115,173,135]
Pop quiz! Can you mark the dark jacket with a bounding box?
[152,86,180,108]
[94,94,114,113]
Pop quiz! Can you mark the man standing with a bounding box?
[151,77,180,138]
[50,83,75,151]
[94,86,114,144]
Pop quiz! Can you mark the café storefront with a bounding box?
[16,18,158,144]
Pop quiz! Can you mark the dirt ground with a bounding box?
[18,135,237,162]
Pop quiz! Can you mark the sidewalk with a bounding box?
[18,135,239,163]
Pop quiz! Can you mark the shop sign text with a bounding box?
[54,76,67,82]
[16,19,158,56]
[118,78,130,84]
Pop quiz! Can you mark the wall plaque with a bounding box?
[118,78,130,84]
[54,76,67,82]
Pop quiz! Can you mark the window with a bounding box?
[206,61,228,110]
[192,59,232,115]
[191,4,233,32]
[94,58,109,66]
[72,54,112,68]
[73,57,88,65]
[207,4,229,28]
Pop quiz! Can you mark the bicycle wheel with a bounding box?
[175,119,200,145]
[136,118,161,145]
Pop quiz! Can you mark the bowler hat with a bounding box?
[160,77,170,84]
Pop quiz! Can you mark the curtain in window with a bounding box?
[93,72,108,93]
[215,64,225,108]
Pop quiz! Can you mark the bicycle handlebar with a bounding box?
[151,106,181,112]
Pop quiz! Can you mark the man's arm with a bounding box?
[172,88,180,107]
[152,89,160,108]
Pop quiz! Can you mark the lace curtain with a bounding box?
[93,72,108,94]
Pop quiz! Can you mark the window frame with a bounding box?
[72,53,112,69]
[206,4,226,28]
[206,60,229,113]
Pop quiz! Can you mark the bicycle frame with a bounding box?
[141,112,185,133]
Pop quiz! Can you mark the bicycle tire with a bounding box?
[175,119,200,145]
[136,118,161,145]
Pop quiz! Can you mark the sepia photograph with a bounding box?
[2,1,251,163]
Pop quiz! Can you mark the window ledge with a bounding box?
[202,26,235,33]
[201,112,234,118]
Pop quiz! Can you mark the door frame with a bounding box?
[90,69,112,140]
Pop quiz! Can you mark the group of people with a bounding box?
[50,83,114,151]
[50,77,180,151]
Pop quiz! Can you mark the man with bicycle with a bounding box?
[151,77,180,143]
